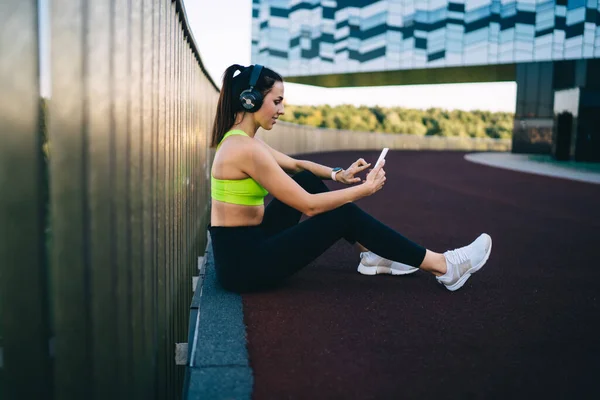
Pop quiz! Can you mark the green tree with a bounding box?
[279,103,513,139]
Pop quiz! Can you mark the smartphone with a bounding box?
[375,148,389,167]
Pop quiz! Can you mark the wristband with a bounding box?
[331,167,343,181]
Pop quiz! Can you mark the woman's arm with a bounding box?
[296,159,336,180]
[256,138,336,179]
[243,142,385,217]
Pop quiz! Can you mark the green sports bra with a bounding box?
[211,130,269,206]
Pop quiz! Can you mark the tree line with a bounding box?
[279,104,513,139]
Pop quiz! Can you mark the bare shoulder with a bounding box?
[253,136,269,147]
[213,135,272,174]
[242,137,276,171]
[215,135,259,160]
[217,134,255,150]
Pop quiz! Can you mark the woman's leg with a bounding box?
[254,203,446,284]
[262,171,377,257]
[261,170,330,237]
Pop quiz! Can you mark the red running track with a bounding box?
[242,150,600,399]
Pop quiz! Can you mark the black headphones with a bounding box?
[239,64,264,113]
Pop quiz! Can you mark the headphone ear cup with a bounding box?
[239,88,263,113]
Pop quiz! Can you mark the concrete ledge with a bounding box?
[187,367,252,400]
[184,233,252,400]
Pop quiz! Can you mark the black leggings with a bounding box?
[209,171,427,293]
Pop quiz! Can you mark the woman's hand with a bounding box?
[336,158,371,185]
[363,160,386,195]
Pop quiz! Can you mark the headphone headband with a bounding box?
[248,64,263,89]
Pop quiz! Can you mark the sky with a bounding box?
[183,0,517,112]
[39,0,50,97]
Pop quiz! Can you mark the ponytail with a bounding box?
[211,64,245,148]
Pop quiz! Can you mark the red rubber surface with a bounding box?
[242,150,600,399]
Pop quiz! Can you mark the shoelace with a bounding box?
[444,247,470,266]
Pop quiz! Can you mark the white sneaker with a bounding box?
[357,251,419,276]
[436,233,492,291]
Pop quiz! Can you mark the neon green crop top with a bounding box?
[211,130,269,206]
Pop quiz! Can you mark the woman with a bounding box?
[209,64,492,293]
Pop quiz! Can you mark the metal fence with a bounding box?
[0,0,218,398]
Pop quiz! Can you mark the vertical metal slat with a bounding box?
[50,0,91,397]
[0,1,52,398]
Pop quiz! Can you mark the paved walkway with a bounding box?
[465,152,600,184]
[188,150,600,400]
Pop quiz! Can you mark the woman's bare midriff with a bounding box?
[211,137,266,226]
[211,199,264,227]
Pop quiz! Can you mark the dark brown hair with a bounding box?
[210,64,283,148]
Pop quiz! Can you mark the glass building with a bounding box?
[252,0,600,161]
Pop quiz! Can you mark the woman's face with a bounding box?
[255,81,285,130]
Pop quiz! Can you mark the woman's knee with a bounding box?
[314,203,360,243]
[293,170,329,193]
[331,203,362,227]
[293,170,319,183]
[338,202,359,215]
[320,203,359,221]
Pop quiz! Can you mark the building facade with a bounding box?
[252,0,600,161]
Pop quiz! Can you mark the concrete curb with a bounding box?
[184,233,253,400]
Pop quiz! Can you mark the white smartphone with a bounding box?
[375,148,389,167]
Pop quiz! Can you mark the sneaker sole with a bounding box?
[357,264,419,276]
[443,235,493,292]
